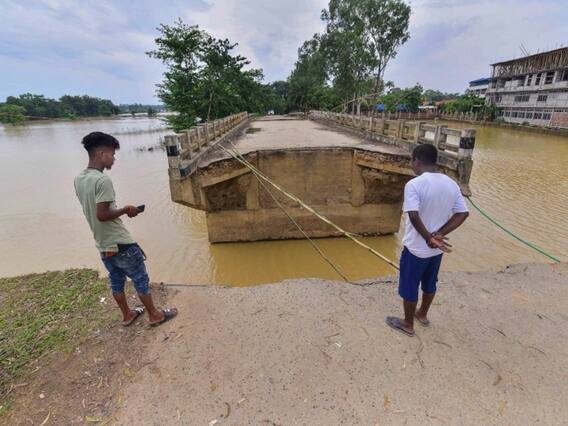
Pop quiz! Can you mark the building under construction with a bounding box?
[486,47,568,127]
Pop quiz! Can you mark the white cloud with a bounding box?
[186,0,328,81]
[386,0,567,91]
[0,0,565,101]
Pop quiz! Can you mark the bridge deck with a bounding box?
[199,118,408,167]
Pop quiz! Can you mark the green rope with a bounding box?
[467,197,561,263]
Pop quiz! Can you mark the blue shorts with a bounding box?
[101,244,150,295]
[398,247,443,302]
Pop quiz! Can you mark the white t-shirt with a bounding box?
[402,172,468,258]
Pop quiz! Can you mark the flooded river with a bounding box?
[0,117,566,285]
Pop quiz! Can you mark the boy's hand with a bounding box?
[124,205,139,218]
[428,233,452,253]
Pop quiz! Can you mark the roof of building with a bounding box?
[491,47,568,66]
[490,47,568,78]
[469,77,491,85]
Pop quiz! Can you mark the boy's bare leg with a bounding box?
[138,293,165,323]
[402,299,418,332]
[416,291,435,322]
[112,292,137,323]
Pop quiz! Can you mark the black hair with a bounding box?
[81,132,120,154]
[412,144,438,165]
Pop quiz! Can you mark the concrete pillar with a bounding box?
[187,130,195,156]
[196,125,203,151]
[414,122,425,143]
[397,120,405,139]
[433,125,442,147]
[165,135,181,178]
[458,128,476,158]
[204,123,210,143]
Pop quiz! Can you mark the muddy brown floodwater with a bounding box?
[0,118,566,285]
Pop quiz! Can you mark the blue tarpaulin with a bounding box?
[376,103,409,112]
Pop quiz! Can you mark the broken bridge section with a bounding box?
[164,113,476,242]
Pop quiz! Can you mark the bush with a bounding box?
[0,104,26,125]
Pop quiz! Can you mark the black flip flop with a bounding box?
[386,316,415,337]
[149,308,178,327]
[123,306,145,327]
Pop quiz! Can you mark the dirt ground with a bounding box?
[3,263,568,425]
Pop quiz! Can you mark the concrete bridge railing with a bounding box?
[309,110,476,195]
[164,112,248,179]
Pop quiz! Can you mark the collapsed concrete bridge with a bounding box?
[164,112,475,242]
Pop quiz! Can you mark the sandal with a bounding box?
[149,308,178,327]
[386,316,415,337]
[123,306,145,327]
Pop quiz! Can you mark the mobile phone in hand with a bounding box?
[137,204,145,213]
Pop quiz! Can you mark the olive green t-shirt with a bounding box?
[74,169,134,252]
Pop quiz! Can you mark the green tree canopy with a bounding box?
[320,0,411,111]
[287,35,340,111]
[285,0,411,113]
[0,104,26,125]
[148,19,280,131]
[378,84,423,112]
[6,93,118,118]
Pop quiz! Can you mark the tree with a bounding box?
[287,35,340,112]
[147,20,204,130]
[357,0,410,94]
[321,8,373,113]
[440,94,485,114]
[269,81,289,114]
[7,93,67,118]
[321,0,411,112]
[0,104,26,124]
[6,93,118,118]
[378,84,423,112]
[147,107,157,117]
[423,89,460,103]
[148,19,275,131]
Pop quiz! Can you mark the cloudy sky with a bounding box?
[1,0,566,104]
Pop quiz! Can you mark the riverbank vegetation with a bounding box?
[0,269,111,415]
[0,95,169,124]
[1,93,120,121]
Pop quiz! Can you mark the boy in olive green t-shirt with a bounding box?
[74,132,177,327]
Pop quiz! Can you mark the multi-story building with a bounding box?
[466,77,490,98]
[486,47,568,127]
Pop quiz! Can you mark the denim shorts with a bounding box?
[101,244,150,295]
[398,246,443,302]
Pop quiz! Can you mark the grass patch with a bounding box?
[246,127,262,134]
[0,269,110,401]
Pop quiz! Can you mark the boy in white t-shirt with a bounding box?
[386,144,469,337]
